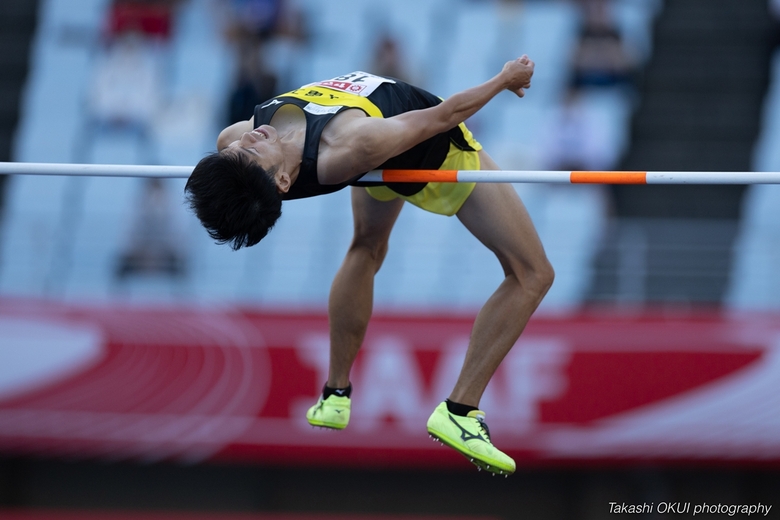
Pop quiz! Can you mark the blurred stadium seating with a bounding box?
[2,0,663,311]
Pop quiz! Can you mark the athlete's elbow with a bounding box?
[429,106,460,133]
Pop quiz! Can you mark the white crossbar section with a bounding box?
[645,171,780,184]
[0,162,194,178]
[2,162,780,184]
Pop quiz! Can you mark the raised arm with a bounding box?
[319,56,534,184]
[427,55,534,131]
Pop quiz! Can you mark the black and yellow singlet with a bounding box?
[253,72,481,216]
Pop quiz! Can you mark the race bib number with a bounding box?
[307,72,396,97]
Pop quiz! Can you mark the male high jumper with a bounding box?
[185,56,553,475]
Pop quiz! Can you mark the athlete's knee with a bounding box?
[510,254,554,300]
[534,257,555,294]
[348,233,390,269]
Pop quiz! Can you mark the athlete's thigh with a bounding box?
[350,187,404,244]
[456,150,548,274]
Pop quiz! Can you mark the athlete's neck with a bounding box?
[277,127,304,185]
[270,105,307,185]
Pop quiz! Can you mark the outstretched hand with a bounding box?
[501,55,534,98]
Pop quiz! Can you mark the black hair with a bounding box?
[185,151,282,250]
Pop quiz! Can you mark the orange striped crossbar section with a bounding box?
[379,170,649,184]
[380,169,459,183]
[570,171,647,184]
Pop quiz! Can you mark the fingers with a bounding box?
[504,55,533,97]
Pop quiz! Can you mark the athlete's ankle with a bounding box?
[445,398,478,417]
[323,383,352,399]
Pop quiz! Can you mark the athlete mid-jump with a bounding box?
[185,56,553,475]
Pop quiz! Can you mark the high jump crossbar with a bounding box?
[1,162,780,184]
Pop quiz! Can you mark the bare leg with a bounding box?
[327,188,404,388]
[448,150,554,407]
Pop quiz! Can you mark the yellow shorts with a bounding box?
[364,122,480,216]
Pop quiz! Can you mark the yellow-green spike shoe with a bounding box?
[426,401,515,476]
[306,394,351,430]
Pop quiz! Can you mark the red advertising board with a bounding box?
[0,298,778,467]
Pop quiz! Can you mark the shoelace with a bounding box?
[475,416,492,441]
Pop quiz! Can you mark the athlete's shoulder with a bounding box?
[217,119,253,150]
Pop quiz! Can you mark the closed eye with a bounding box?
[232,146,261,160]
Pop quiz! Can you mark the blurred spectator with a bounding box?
[227,41,278,124]
[261,0,310,91]
[222,0,284,44]
[87,31,165,131]
[107,0,180,41]
[541,86,622,171]
[115,178,187,279]
[369,33,411,82]
[220,0,309,122]
[80,29,166,163]
[79,0,183,163]
[571,0,637,90]
[217,0,308,53]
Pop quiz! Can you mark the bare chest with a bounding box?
[270,105,365,178]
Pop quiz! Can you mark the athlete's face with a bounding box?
[225,125,284,172]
